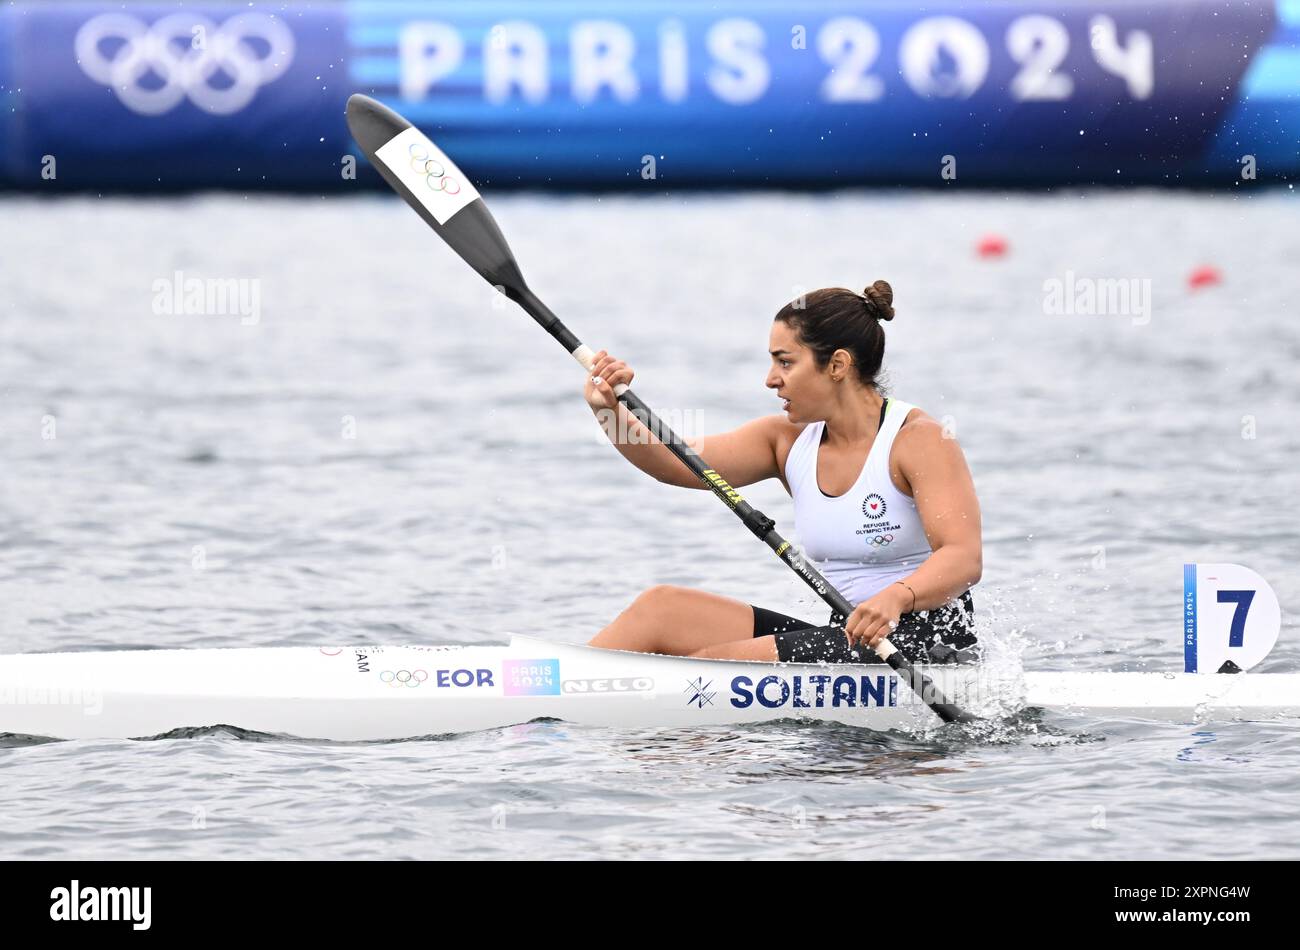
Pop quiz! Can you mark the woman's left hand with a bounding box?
[844,585,912,652]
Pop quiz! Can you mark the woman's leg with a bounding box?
[687,638,779,661]
[588,585,764,656]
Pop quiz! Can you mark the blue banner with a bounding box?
[0,0,1294,189]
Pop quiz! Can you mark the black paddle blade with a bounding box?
[345,93,527,298]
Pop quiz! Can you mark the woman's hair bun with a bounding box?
[862,280,895,321]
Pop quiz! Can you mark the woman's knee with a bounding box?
[632,584,689,610]
[589,586,688,652]
[598,585,753,656]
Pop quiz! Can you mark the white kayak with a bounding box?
[1,635,1297,741]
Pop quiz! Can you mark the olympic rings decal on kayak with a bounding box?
[380,669,430,688]
[74,12,295,116]
[408,144,463,195]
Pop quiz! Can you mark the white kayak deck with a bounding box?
[1,636,1297,741]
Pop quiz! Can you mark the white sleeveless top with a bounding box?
[783,398,931,607]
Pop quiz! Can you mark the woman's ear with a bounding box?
[829,348,854,380]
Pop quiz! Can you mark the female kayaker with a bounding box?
[584,281,981,664]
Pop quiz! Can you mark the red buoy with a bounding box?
[1187,265,1222,289]
[976,234,1008,258]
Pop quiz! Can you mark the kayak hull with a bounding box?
[1,636,1296,740]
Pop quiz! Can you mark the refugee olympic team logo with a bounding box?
[862,493,887,519]
[408,144,463,195]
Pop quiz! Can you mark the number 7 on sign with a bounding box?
[1216,589,1255,648]
[1184,564,1279,673]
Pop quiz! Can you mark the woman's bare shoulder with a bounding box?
[897,405,935,434]
[768,415,810,448]
[893,406,970,470]
[896,406,953,443]
[770,416,811,486]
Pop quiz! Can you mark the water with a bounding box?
[1,189,1297,859]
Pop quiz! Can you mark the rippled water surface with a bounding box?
[1,190,1297,859]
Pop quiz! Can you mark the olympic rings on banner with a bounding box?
[74,12,295,115]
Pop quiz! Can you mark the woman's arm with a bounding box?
[892,414,983,611]
[586,349,784,489]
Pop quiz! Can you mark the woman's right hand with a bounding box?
[584,349,634,411]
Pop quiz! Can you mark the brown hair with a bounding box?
[774,280,894,389]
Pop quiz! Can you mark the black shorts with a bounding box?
[751,590,976,664]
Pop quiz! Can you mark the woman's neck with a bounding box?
[821,389,884,447]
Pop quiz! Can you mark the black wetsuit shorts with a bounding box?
[751,590,977,664]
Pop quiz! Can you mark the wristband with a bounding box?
[894,580,916,613]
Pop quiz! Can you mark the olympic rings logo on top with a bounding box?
[74,12,295,116]
[407,144,463,195]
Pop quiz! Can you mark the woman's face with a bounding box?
[766,320,835,423]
